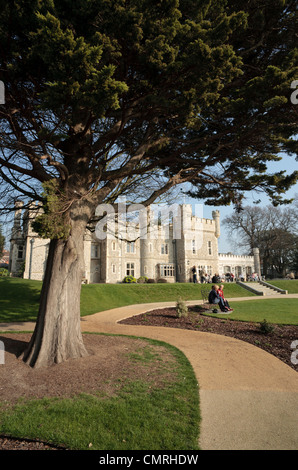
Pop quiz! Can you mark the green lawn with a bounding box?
[0,336,200,450]
[0,278,41,322]
[265,279,298,294]
[205,298,298,325]
[0,277,253,322]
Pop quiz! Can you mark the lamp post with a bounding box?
[29,238,34,279]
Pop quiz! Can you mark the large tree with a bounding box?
[0,0,297,367]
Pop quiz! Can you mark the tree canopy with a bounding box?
[0,0,297,221]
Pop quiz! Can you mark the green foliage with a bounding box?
[0,268,8,277]
[32,180,71,239]
[137,276,148,284]
[1,0,296,216]
[122,275,137,284]
[176,297,188,318]
[259,319,275,335]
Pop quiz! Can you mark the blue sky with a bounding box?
[185,153,298,254]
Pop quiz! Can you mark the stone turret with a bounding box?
[11,201,24,239]
[212,210,220,238]
[9,201,25,275]
[253,247,261,274]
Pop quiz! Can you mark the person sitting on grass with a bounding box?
[208,285,230,312]
[217,284,233,311]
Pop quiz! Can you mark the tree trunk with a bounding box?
[21,217,89,368]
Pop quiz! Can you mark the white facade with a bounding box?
[9,202,257,283]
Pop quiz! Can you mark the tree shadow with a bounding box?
[0,335,29,358]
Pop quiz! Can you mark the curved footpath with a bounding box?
[1,294,298,450]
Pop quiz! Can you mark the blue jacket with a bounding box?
[208,289,220,304]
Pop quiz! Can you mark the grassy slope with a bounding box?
[80,281,254,315]
[0,278,297,324]
[266,279,298,294]
[0,278,253,322]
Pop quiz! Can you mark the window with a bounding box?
[17,245,24,259]
[126,242,135,253]
[112,264,116,274]
[126,263,135,276]
[91,244,100,258]
[192,239,196,254]
[112,241,116,251]
[161,243,168,255]
[160,264,175,277]
[208,241,212,255]
[246,266,252,276]
[144,266,148,274]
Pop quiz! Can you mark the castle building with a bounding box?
[9,202,257,283]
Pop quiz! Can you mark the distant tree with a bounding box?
[0,1,297,367]
[289,250,298,276]
[223,201,298,276]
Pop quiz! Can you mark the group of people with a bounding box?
[191,266,234,285]
[208,284,233,313]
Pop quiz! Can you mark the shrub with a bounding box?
[123,275,137,283]
[0,268,8,277]
[147,278,156,283]
[137,276,148,284]
[157,278,168,283]
[259,319,275,335]
[176,297,188,318]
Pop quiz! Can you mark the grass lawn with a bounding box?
[204,298,298,325]
[0,336,200,450]
[0,278,41,322]
[0,277,253,322]
[266,279,298,294]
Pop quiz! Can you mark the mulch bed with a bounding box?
[120,305,298,372]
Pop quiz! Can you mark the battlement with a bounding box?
[219,253,254,260]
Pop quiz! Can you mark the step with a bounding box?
[236,281,287,296]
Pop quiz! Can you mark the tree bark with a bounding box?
[21,216,89,368]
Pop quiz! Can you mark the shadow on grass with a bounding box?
[0,278,41,322]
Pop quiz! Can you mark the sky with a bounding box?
[184,153,298,254]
